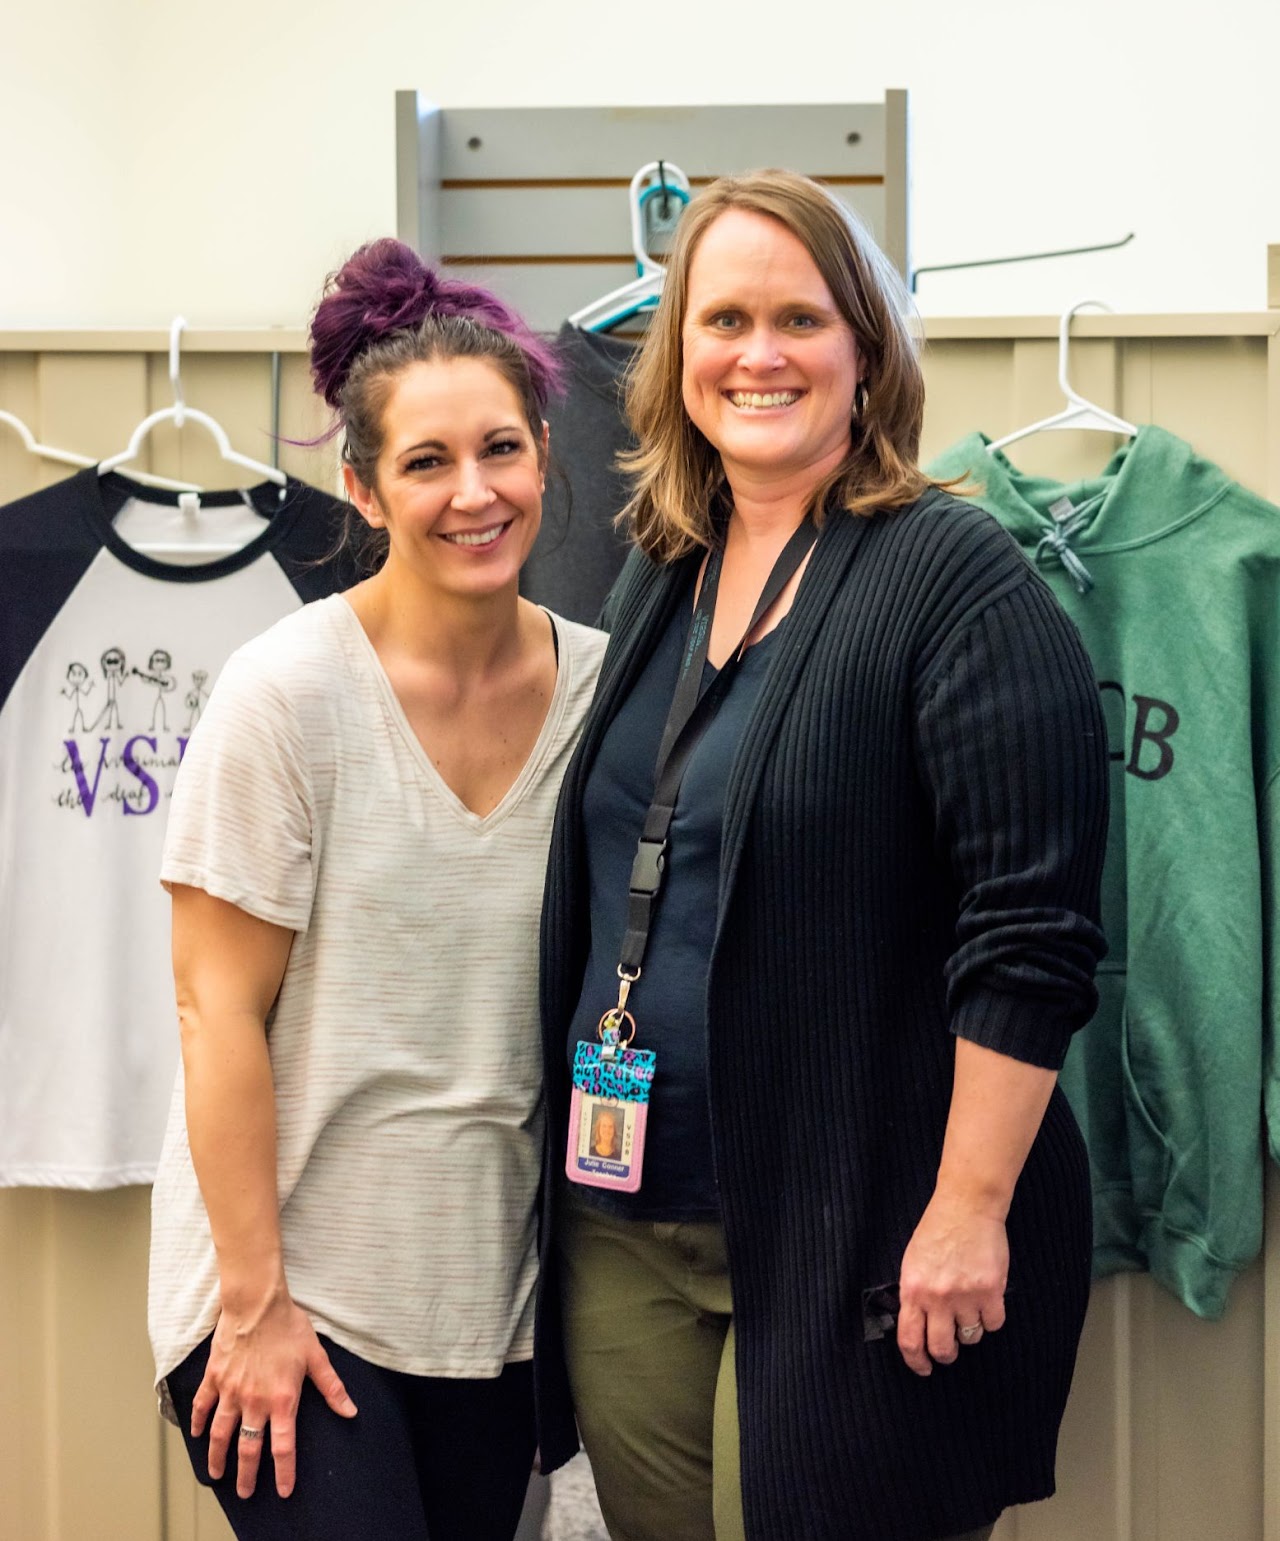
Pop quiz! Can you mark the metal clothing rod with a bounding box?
[270,351,282,471]
[910,233,1135,292]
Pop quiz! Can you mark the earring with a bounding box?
[854,381,870,420]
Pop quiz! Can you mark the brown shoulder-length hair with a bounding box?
[621,169,931,562]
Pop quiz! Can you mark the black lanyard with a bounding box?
[615,517,818,988]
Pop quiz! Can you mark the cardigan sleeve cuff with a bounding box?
[950,987,1076,1072]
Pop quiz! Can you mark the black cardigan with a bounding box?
[536,490,1108,1541]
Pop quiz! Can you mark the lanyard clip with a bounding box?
[615,965,640,1016]
[629,838,668,897]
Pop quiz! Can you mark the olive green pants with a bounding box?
[558,1188,995,1541]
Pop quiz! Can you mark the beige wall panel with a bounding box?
[0,1191,54,1540]
[1268,330,1280,501]
[276,352,338,493]
[919,340,1020,463]
[1265,1171,1280,1538]
[1,321,1277,1541]
[1143,1264,1263,1540]
[36,353,150,467]
[1147,339,1268,488]
[0,354,54,502]
[1118,339,1155,429]
[47,1189,160,1541]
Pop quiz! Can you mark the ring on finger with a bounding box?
[239,1425,266,1441]
[957,1320,983,1343]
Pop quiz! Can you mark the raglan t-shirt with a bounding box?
[149,596,607,1396]
[0,470,351,1188]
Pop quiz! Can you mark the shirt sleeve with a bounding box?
[160,647,315,932]
[913,571,1109,1070]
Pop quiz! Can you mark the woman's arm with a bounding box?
[904,548,1109,1374]
[896,1040,1055,1374]
[173,884,356,1499]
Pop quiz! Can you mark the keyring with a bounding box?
[597,1007,637,1047]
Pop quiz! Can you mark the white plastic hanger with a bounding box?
[0,407,198,492]
[96,319,285,558]
[0,410,94,470]
[568,161,692,333]
[99,318,287,490]
[987,298,1137,455]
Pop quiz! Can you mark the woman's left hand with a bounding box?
[895,1191,1008,1376]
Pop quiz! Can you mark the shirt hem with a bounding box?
[1092,1188,1248,1319]
[0,1162,157,1189]
[154,1319,535,1407]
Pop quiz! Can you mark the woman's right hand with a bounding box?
[191,1291,357,1500]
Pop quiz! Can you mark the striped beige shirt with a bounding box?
[149,595,606,1396]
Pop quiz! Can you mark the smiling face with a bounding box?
[346,356,546,601]
[681,208,863,496]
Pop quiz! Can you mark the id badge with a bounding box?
[566,1034,656,1194]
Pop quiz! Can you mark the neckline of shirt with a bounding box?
[957,424,1232,552]
[329,594,573,833]
[703,619,785,678]
[78,468,308,583]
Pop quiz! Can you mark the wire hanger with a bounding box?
[0,406,198,492]
[568,161,692,333]
[910,233,1134,294]
[99,318,287,492]
[987,299,1137,455]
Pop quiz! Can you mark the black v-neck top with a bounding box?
[566,589,781,1217]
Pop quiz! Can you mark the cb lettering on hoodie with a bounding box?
[1098,682,1180,782]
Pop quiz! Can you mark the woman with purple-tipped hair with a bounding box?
[146,239,607,1541]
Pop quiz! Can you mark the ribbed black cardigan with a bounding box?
[535,489,1108,1541]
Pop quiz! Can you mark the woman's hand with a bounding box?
[895,1191,1008,1375]
[895,1038,1056,1376]
[192,1292,357,1499]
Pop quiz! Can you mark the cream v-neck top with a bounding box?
[149,594,606,1403]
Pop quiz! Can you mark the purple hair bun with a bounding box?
[309,238,561,410]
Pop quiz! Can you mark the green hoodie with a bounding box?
[927,425,1280,1318]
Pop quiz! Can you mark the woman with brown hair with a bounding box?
[535,171,1108,1541]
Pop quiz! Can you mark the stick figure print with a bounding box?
[184,669,210,731]
[60,662,95,733]
[93,647,128,731]
[131,648,177,731]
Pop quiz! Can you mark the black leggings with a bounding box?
[165,1332,536,1541]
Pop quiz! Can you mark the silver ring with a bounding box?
[957,1322,982,1343]
[239,1425,265,1441]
